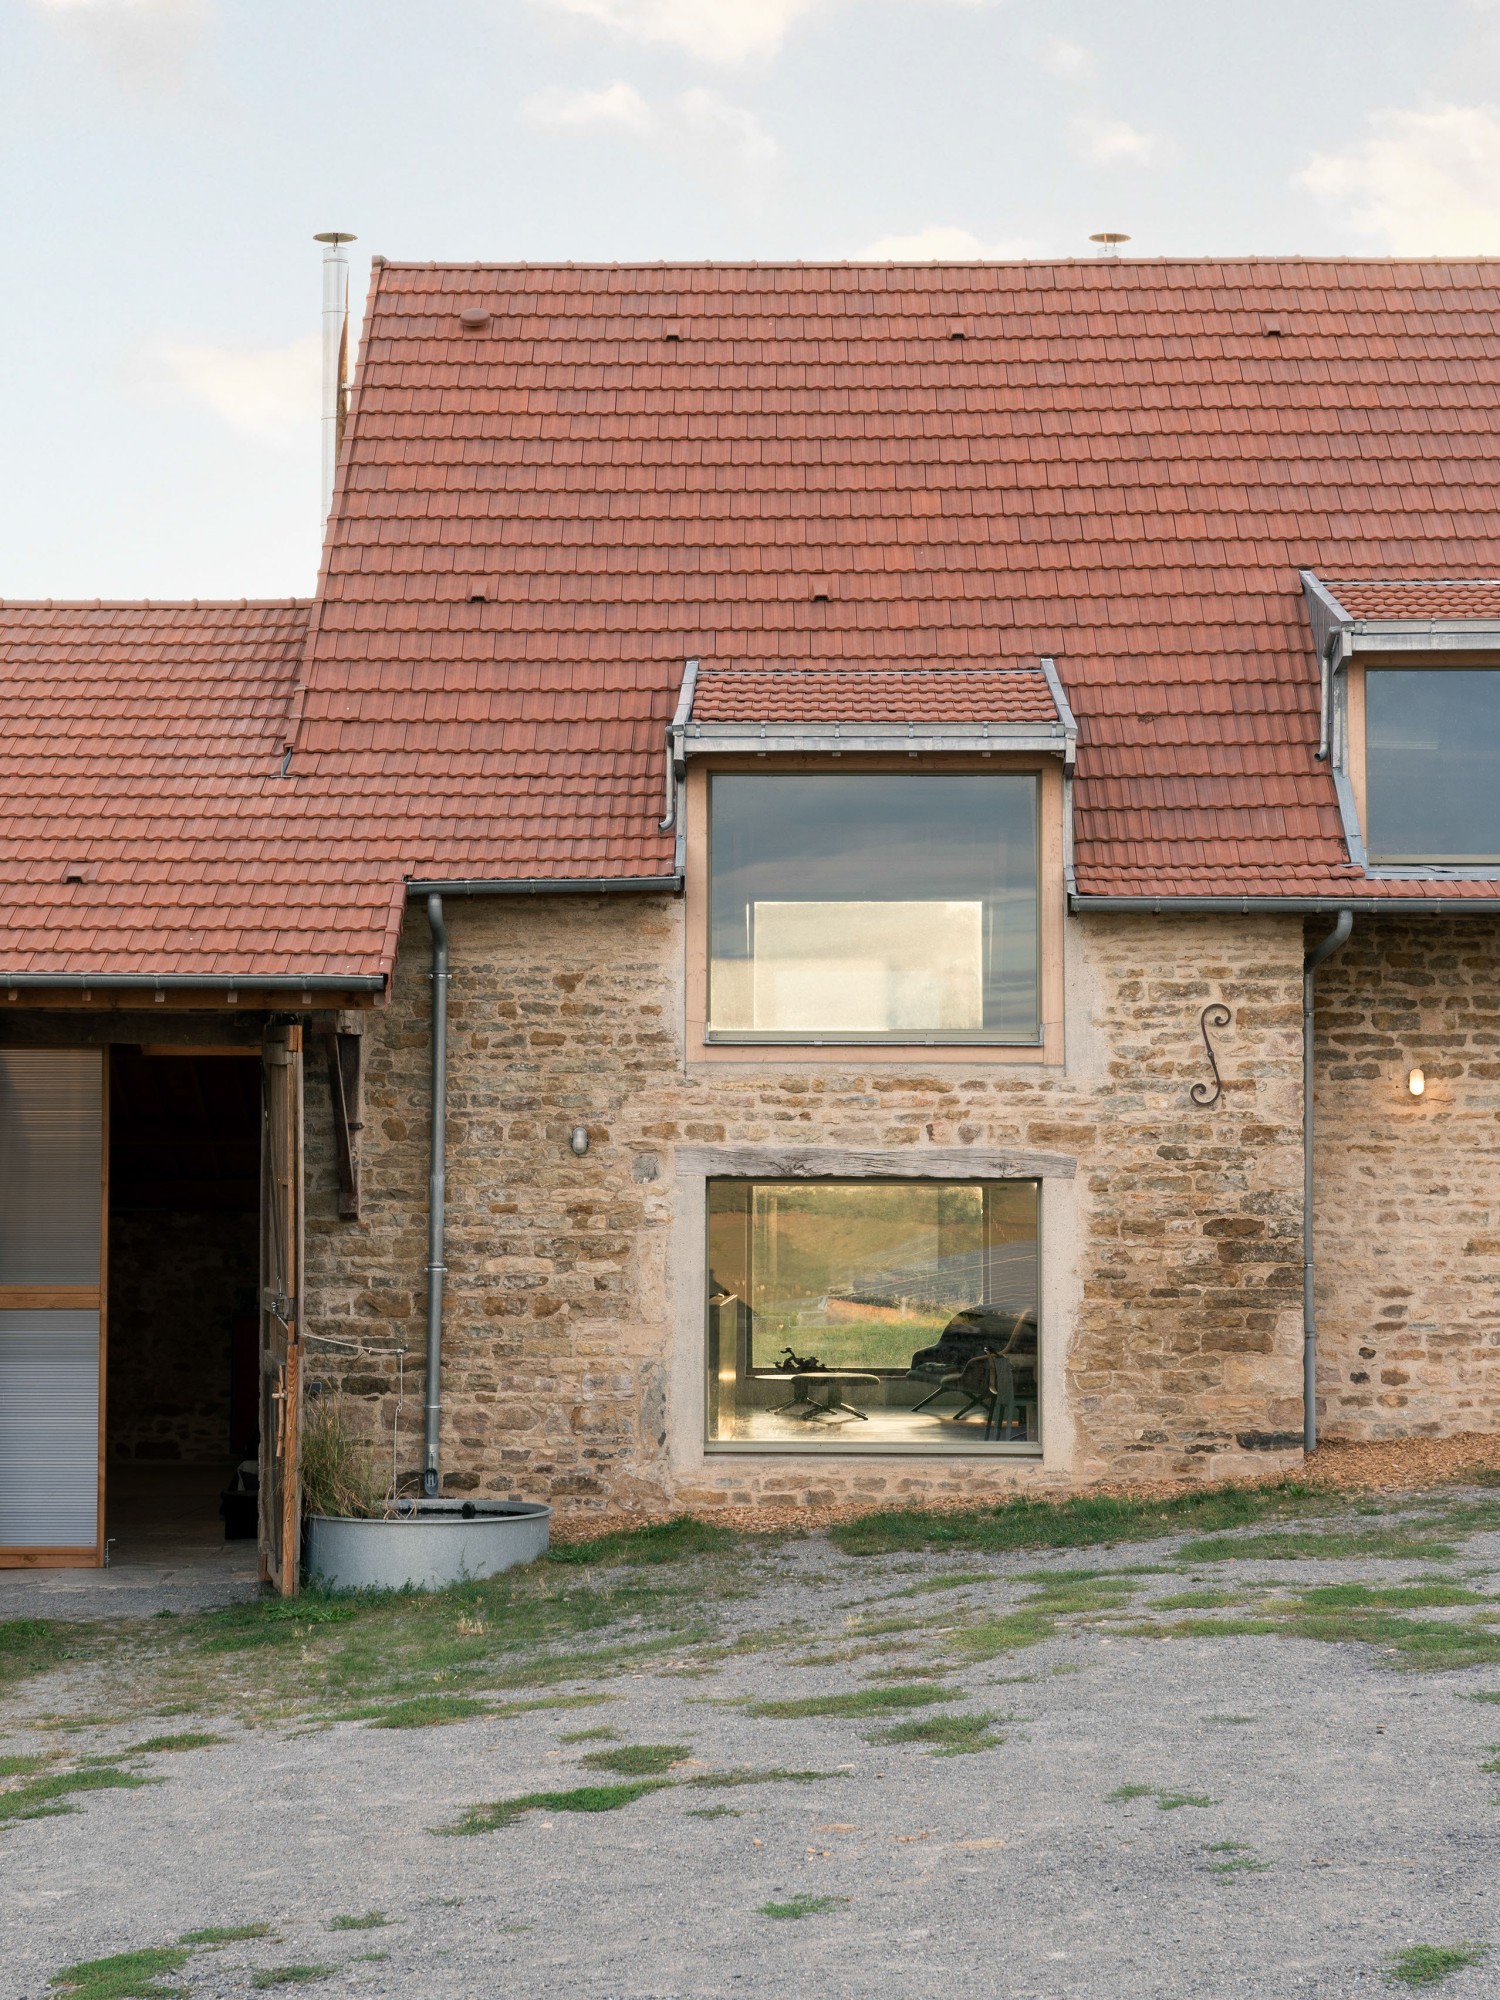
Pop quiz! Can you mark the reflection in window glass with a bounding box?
[1366,669,1500,860]
[708,775,1040,1041]
[706,1180,1040,1451]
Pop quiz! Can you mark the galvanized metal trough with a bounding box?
[304,1499,551,1592]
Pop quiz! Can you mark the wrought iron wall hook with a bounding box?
[1191,1002,1232,1108]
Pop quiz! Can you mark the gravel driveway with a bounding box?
[7,1492,1500,1999]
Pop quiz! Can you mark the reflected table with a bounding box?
[772,1370,880,1423]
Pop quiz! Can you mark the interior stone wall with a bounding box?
[1314,916,1500,1440]
[106,1209,257,1464]
[303,897,1307,1521]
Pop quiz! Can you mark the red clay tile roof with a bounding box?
[0,603,402,981]
[292,257,1500,901]
[690,664,1061,725]
[1328,580,1500,620]
[14,256,1500,984]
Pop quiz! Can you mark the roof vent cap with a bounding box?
[459,308,491,330]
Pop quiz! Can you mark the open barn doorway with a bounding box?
[105,1048,262,1564]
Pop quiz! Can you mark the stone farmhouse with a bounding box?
[4,255,1500,1589]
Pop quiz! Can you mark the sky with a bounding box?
[5,0,1500,599]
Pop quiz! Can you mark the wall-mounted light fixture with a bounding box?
[1408,1067,1426,1098]
[569,1125,590,1155]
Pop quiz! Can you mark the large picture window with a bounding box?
[707,774,1040,1042]
[1365,668,1500,862]
[706,1179,1040,1452]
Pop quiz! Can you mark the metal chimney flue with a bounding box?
[314,230,357,524]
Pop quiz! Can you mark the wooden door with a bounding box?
[258,1024,304,1596]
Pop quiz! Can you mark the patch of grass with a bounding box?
[439,1780,672,1834]
[1108,1783,1215,1810]
[0,1765,150,1825]
[758,1894,848,1920]
[1386,1943,1491,1988]
[1203,1715,1257,1725]
[328,1913,388,1931]
[828,1480,1347,1559]
[1299,1583,1488,1610]
[1206,1844,1271,1879]
[579,1743,690,1776]
[0,1752,53,1776]
[745,1683,956,1720]
[1156,1590,1252,1611]
[365,1694,490,1728]
[128,1733,225,1755]
[1023,1576,1139,1615]
[0,1617,76,1693]
[179,1926,273,1946]
[548,1516,747,1566]
[943,1610,1058,1661]
[685,1804,743,1818]
[48,1948,191,1998]
[250,1969,334,1989]
[868,1711,1007,1756]
[686,1768,841,1789]
[559,1727,619,1743]
[1178,1530,1458,1564]
[1466,1691,1500,1704]
[895,1572,994,1596]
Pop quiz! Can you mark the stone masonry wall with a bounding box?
[303,899,1307,1521]
[1315,917,1500,1440]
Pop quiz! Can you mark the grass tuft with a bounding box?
[0,1617,74,1693]
[548,1516,745,1567]
[686,1768,841,1789]
[745,1682,955,1720]
[1108,1783,1215,1810]
[48,1948,190,1999]
[179,1925,273,1946]
[867,1711,1007,1756]
[0,1765,150,1826]
[438,1780,672,1835]
[328,1913,388,1931]
[579,1743,690,1776]
[758,1894,848,1920]
[1177,1530,1457,1565]
[828,1480,1343,1558]
[364,1694,489,1729]
[1386,1944,1491,1988]
[128,1733,224,1755]
[249,1968,334,1989]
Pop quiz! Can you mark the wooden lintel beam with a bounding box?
[323,1029,363,1219]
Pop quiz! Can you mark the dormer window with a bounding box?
[1365,668,1500,862]
[1302,574,1500,875]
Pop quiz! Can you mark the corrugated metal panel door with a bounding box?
[0,1050,104,1556]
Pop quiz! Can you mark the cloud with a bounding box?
[524,79,655,134]
[533,0,1002,64]
[1298,103,1500,254]
[1068,114,1166,165]
[134,335,321,448]
[26,0,206,85]
[524,79,778,189]
[1040,35,1091,79]
[677,85,778,170]
[858,224,1042,260]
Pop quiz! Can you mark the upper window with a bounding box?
[706,773,1040,1043]
[1366,669,1500,862]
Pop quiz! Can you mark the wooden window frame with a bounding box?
[684,754,1066,1066]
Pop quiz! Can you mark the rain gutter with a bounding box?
[0,973,385,993]
[423,893,448,1498]
[1069,894,1500,915]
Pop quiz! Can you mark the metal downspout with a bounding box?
[1303,909,1353,1454]
[423,893,449,1497]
